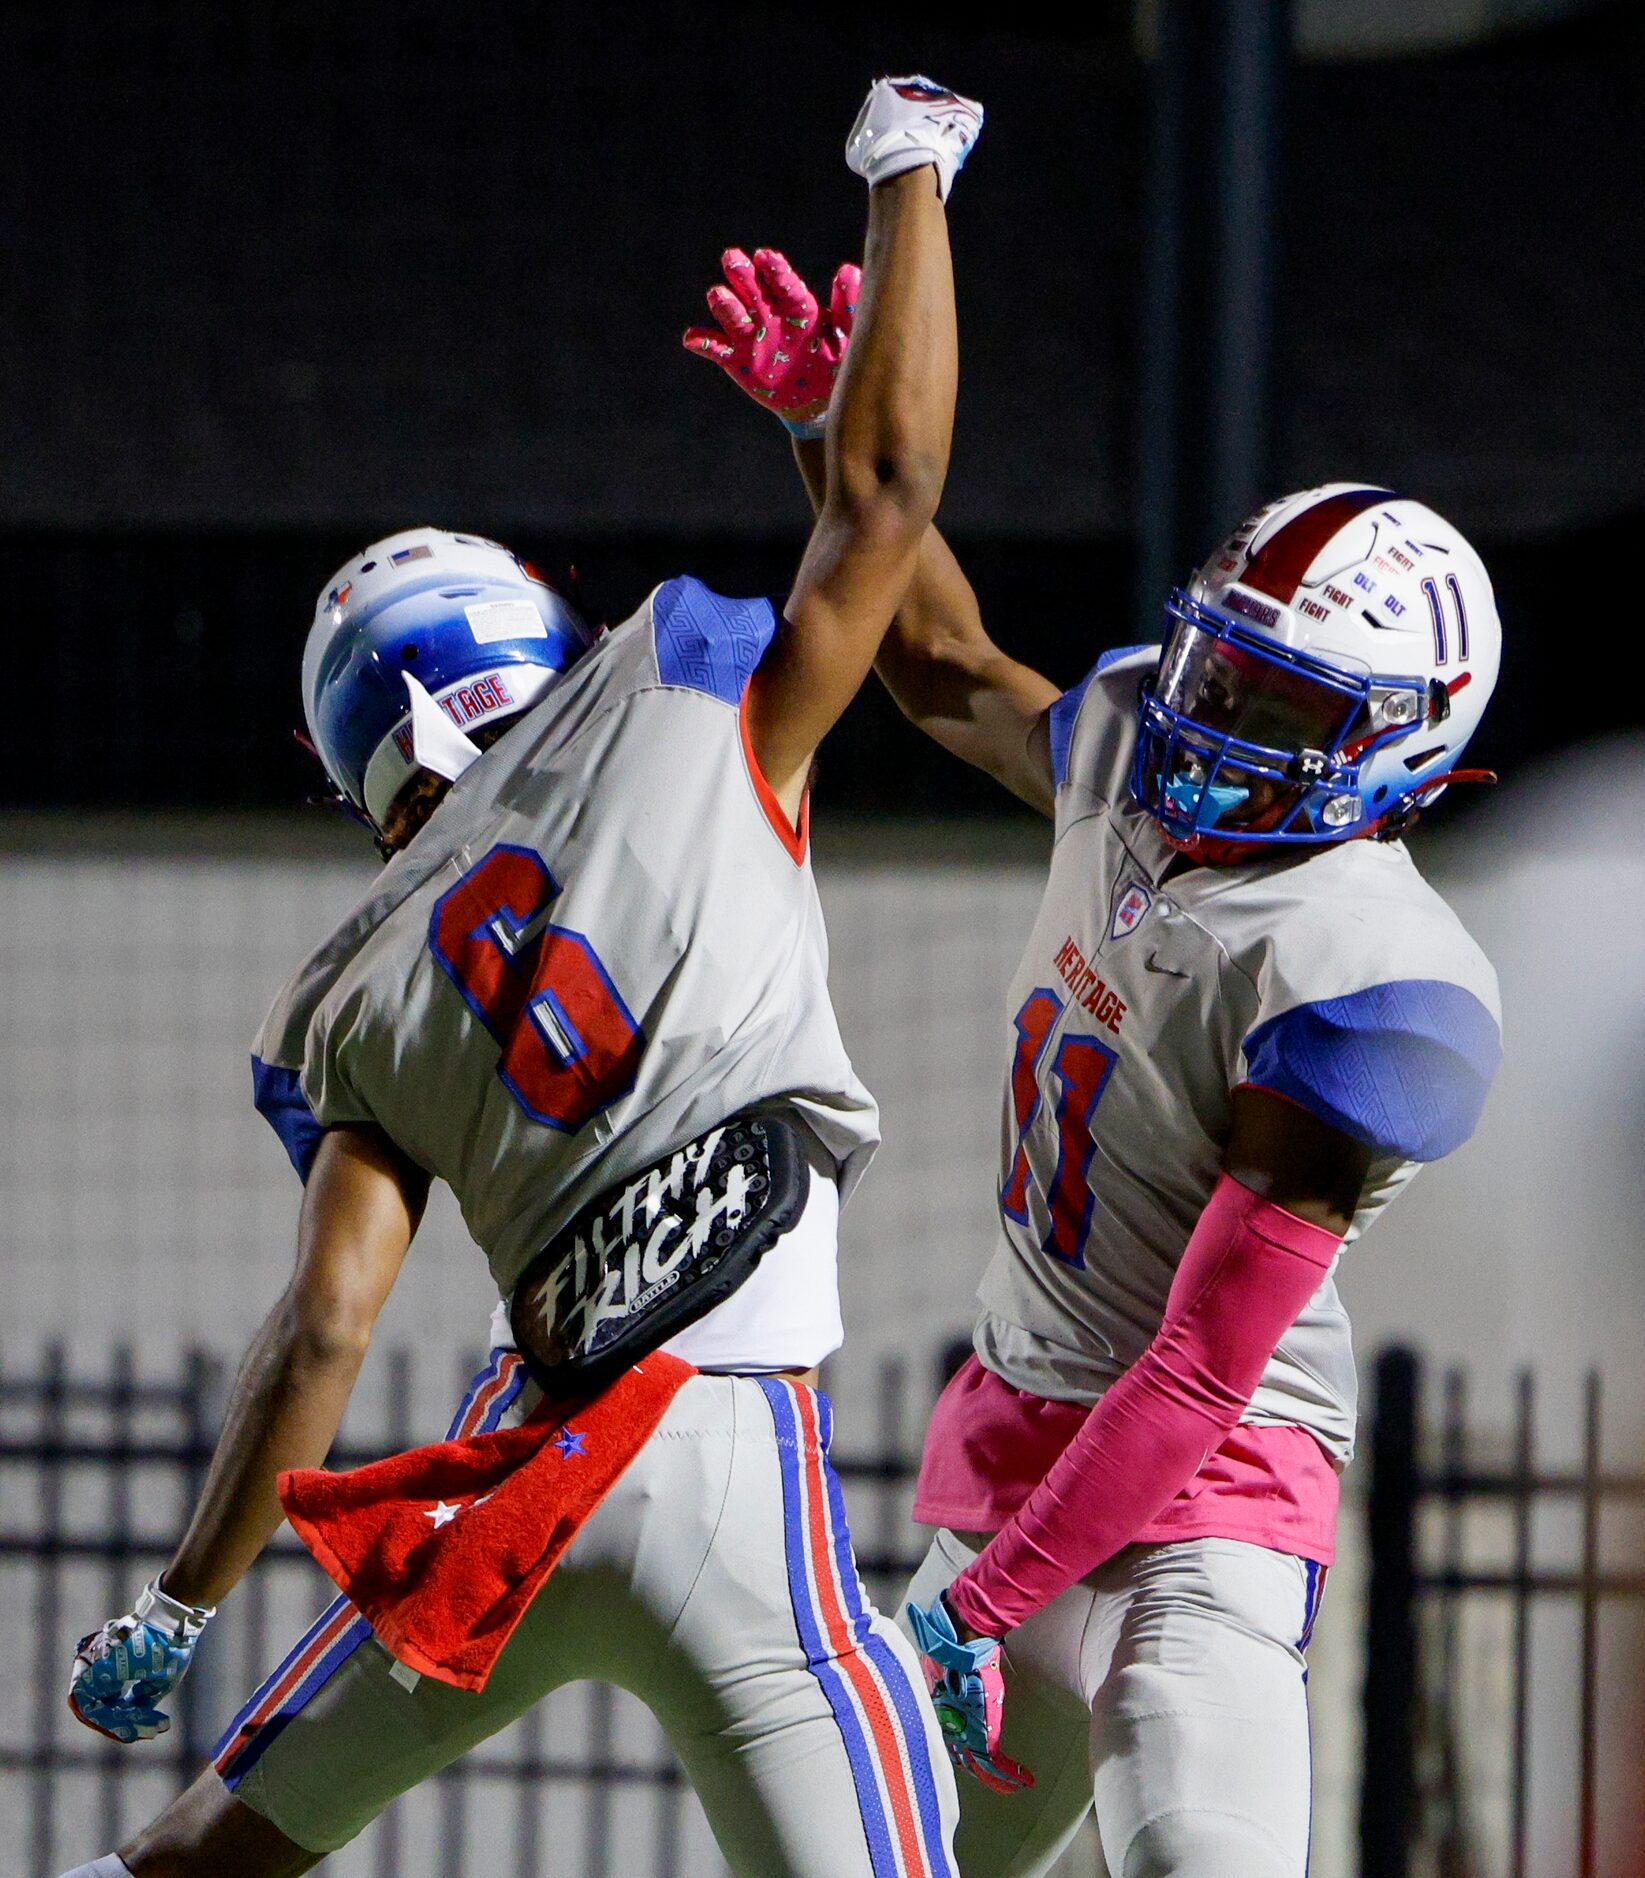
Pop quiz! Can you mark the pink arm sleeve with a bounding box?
[945,1171,1342,1637]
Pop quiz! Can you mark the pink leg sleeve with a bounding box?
[946,1172,1341,1637]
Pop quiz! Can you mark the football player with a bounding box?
[58,77,983,1878]
[689,253,1502,1875]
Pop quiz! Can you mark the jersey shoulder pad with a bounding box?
[1049,643,1155,792]
[1241,977,1500,1163]
[251,1053,326,1182]
[651,577,779,705]
[1048,644,1157,793]
[1226,843,1501,1161]
[1237,839,1501,1018]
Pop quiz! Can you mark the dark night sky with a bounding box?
[2,4,1639,811]
[3,5,1640,540]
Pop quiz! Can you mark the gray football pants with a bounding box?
[217,1360,959,1875]
[903,1529,1324,1878]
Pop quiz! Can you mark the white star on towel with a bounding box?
[424,1501,459,1529]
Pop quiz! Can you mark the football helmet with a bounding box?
[1132,484,1501,855]
[302,527,593,831]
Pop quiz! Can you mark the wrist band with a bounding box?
[780,413,828,441]
[139,1576,215,1636]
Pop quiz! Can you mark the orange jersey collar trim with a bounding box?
[738,685,810,865]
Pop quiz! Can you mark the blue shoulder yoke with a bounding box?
[652,577,779,706]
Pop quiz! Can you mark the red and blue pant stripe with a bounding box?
[757,1377,953,1878]
[1297,1556,1328,1875]
[1297,1558,1327,1653]
[212,1349,526,1790]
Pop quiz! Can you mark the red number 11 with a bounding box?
[1000,990,1118,1267]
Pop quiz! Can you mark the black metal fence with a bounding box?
[1360,1346,1645,1878]
[0,1342,943,1878]
[10,1341,1644,1877]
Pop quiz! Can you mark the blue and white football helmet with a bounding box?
[1132,484,1502,855]
[302,527,594,832]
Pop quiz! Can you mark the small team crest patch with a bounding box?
[1111,882,1151,940]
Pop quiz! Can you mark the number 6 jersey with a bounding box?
[250,578,879,1339]
[973,648,1502,1468]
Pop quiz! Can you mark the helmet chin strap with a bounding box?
[292,727,379,835]
[404,671,483,785]
[1372,766,1498,840]
[1404,765,1497,801]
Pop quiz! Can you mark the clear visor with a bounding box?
[1155,609,1369,759]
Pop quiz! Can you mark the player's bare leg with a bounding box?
[61,1770,318,1878]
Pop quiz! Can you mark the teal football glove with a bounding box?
[907,1593,1034,1793]
[68,1578,215,1745]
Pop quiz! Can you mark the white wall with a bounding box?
[5,754,1643,1874]
[1334,741,1645,1450]
[0,816,1046,1408]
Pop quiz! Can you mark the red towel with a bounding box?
[278,1352,695,1692]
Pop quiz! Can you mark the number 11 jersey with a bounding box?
[974,649,1501,1468]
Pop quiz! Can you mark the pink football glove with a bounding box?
[682,248,860,439]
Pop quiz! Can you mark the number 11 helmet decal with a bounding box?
[1131,484,1502,856]
[302,527,595,833]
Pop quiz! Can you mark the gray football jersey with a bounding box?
[252,578,879,1300]
[974,649,1501,1464]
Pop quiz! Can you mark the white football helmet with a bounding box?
[1132,483,1501,852]
[301,527,593,832]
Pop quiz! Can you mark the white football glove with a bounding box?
[68,1577,215,1745]
[845,76,983,203]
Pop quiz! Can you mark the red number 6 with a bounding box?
[428,844,644,1133]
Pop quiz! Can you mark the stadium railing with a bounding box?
[0,1340,959,1878]
[10,1341,1641,1878]
[1361,1346,1645,1878]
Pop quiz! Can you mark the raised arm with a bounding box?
[686,238,1058,817]
[793,436,1059,814]
[739,78,982,819]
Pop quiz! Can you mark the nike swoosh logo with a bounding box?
[1144,952,1190,978]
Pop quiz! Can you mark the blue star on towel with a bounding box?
[550,1427,587,1460]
